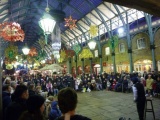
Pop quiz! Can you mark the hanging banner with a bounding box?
[72,44,81,55]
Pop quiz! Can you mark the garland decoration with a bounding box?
[5,44,18,61]
[0,22,24,42]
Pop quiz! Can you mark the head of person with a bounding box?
[2,84,11,93]
[58,87,78,114]
[27,95,45,114]
[4,77,11,84]
[10,81,17,90]
[148,74,151,78]
[131,77,139,84]
[28,84,35,91]
[14,84,29,100]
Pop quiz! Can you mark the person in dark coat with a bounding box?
[132,77,146,120]
[2,84,12,117]
[28,84,36,96]
[56,87,91,120]
[49,101,61,120]
[5,85,29,120]
[19,95,46,120]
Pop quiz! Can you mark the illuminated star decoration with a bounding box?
[64,15,77,29]
[28,47,38,57]
[89,25,98,37]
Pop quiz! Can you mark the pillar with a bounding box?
[81,58,84,72]
[112,52,116,73]
[75,57,78,75]
[99,55,103,74]
[89,58,93,73]
[126,12,134,73]
[128,49,134,73]
[147,15,156,71]
[67,58,71,74]
[0,39,2,120]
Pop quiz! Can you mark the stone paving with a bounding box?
[75,91,160,120]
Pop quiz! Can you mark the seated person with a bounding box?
[49,101,62,120]
[56,87,91,120]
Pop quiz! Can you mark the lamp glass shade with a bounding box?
[22,47,30,55]
[39,13,56,34]
[88,40,96,50]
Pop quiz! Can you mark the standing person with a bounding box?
[5,85,29,120]
[2,84,12,117]
[19,95,46,120]
[56,87,91,120]
[146,74,154,97]
[132,77,146,120]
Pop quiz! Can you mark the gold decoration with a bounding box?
[60,50,66,62]
[89,25,98,37]
[79,48,93,59]
[6,64,13,70]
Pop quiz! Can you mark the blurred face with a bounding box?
[22,90,29,100]
[40,103,45,113]
[7,86,12,93]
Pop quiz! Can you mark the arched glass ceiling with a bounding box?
[63,2,145,48]
[0,0,153,55]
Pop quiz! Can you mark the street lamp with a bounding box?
[88,40,96,50]
[22,44,30,55]
[39,0,56,35]
[39,0,56,44]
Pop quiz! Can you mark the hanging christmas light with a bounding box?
[64,15,77,29]
[89,25,98,37]
[0,22,25,42]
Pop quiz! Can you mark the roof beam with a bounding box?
[102,0,160,17]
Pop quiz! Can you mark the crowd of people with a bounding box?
[2,70,160,120]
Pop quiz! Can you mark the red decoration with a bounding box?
[65,50,75,57]
[103,62,107,66]
[28,47,38,57]
[64,15,77,29]
[0,22,25,42]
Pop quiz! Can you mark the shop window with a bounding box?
[137,38,146,49]
[119,43,125,53]
[105,47,110,55]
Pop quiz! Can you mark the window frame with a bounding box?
[137,37,146,49]
[119,43,125,53]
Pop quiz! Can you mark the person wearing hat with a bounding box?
[132,77,146,120]
[19,95,46,120]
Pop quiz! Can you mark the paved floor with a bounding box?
[75,91,160,120]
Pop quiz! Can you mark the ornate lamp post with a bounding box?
[39,0,56,44]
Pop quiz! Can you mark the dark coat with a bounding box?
[2,91,12,115]
[49,101,61,120]
[56,115,91,120]
[5,98,27,120]
[29,90,36,96]
[135,82,146,102]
